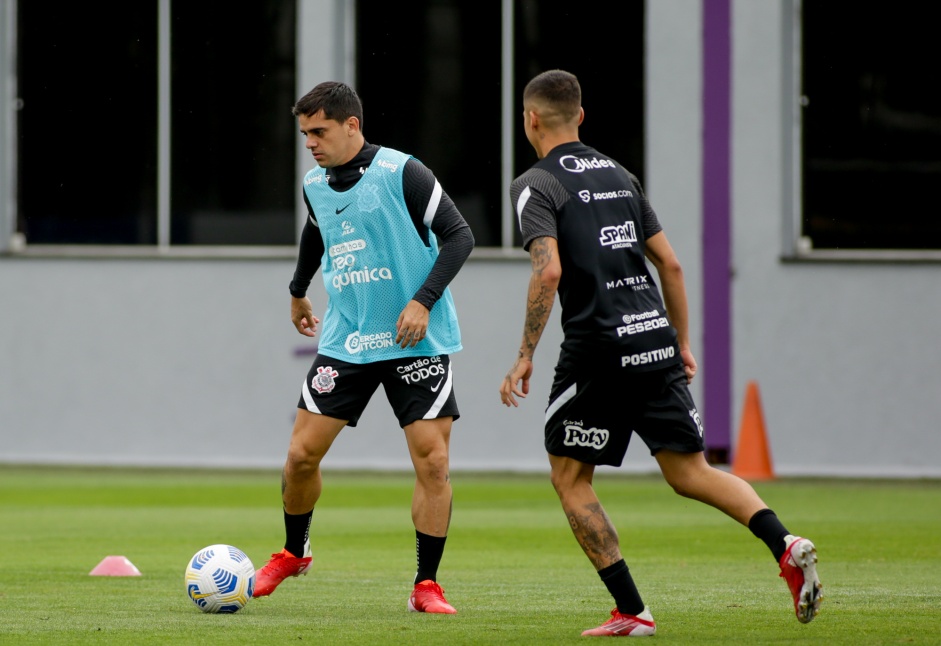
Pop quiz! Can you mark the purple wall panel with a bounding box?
[702,0,732,457]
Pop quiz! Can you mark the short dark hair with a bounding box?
[523,69,581,124]
[292,81,364,129]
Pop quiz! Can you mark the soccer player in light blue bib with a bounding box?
[255,81,474,615]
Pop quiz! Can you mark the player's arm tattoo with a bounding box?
[565,501,622,569]
[520,237,556,360]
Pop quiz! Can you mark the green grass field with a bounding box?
[1,466,939,645]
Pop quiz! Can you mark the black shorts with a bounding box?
[298,353,459,428]
[544,363,704,466]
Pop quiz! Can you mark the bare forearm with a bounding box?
[645,232,692,349]
[500,237,559,407]
[519,237,559,359]
[520,276,553,359]
[659,265,690,347]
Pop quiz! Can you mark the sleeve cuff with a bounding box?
[289,281,308,298]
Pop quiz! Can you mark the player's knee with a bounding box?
[667,479,694,499]
[416,462,450,488]
[285,444,323,475]
[549,467,580,498]
[412,445,450,482]
[662,469,698,499]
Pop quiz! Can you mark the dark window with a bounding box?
[355,0,504,247]
[16,0,296,247]
[170,2,296,245]
[17,1,159,244]
[16,0,645,250]
[513,0,645,246]
[801,2,941,251]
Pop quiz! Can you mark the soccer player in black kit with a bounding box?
[499,70,822,636]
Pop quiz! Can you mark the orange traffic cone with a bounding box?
[731,380,775,480]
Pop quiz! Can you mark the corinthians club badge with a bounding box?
[311,365,339,394]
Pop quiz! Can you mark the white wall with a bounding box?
[0,258,588,473]
[2,1,939,477]
[729,0,941,476]
[646,0,703,412]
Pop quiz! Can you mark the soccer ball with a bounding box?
[184,544,256,613]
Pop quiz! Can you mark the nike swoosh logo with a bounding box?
[336,203,352,214]
[430,377,444,392]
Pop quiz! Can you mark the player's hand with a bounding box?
[396,300,430,348]
[291,296,320,337]
[500,355,533,407]
[680,346,697,383]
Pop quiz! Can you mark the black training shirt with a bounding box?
[511,141,681,373]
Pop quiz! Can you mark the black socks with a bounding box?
[415,530,447,583]
[748,508,790,563]
[284,509,313,558]
[598,559,644,616]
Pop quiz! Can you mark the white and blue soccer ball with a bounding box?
[184,544,255,613]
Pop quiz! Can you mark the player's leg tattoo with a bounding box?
[565,501,622,569]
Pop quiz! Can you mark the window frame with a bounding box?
[1,0,18,255]
[785,0,941,264]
